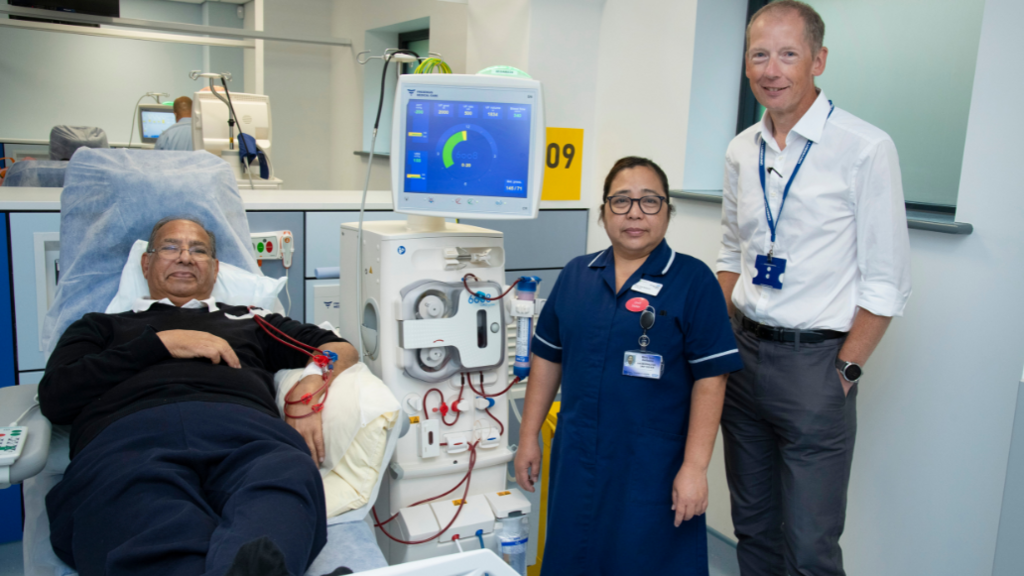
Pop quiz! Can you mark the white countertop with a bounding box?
[0,188,590,212]
[0,188,396,211]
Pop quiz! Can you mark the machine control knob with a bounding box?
[418,295,446,319]
[404,393,423,414]
[490,322,500,333]
[419,347,447,368]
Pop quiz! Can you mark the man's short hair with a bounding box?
[148,217,217,258]
[173,96,193,119]
[746,0,825,56]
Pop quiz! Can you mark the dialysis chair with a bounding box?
[0,148,397,575]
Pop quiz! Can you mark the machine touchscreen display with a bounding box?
[141,110,177,140]
[402,99,532,198]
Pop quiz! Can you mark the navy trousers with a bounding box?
[47,402,327,576]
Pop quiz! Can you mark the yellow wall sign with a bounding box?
[541,128,583,201]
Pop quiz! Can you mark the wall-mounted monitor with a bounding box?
[8,0,119,19]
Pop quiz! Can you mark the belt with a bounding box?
[740,316,846,344]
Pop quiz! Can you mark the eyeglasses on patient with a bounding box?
[607,195,666,215]
[148,244,213,261]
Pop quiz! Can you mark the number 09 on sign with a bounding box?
[541,127,584,201]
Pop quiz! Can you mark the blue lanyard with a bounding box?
[758,102,834,251]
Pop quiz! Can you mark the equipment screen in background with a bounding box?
[403,100,531,198]
[141,111,177,139]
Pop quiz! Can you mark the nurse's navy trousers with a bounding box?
[47,401,327,576]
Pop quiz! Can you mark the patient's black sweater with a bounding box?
[39,303,344,458]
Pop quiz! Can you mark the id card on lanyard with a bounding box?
[753,102,834,290]
[623,306,663,380]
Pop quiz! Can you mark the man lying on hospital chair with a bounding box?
[38,216,357,576]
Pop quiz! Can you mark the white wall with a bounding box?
[0,0,331,188]
[586,0,699,252]
[585,0,1024,573]
[0,0,209,144]
[329,0,468,190]
[262,0,333,190]
[526,0,603,213]
[205,2,246,100]
[466,0,531,74]
[843,0,1024,571]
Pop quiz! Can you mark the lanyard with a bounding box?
[758,102,834,255]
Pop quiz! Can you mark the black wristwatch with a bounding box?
[835,358,863,383]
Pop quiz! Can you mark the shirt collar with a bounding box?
[587,248,612,269]
[587,239,675,277]
[755,89,831,149]
[637,239,675,278]
[132,296,219,313]
[177,117,192,126]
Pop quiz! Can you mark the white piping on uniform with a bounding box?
[588,250,606,268]
[535,334,562,350]
[689,349,738,364]
[661,251,676,275]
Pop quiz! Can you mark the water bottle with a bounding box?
[499,516,529,575]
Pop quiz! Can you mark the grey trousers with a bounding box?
[721,319,857,576]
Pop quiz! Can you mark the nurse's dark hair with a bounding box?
[600,156,674,221]
[147,216,217,258]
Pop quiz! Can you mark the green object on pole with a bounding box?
[476,65,531,79]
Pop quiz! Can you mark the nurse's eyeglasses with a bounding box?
[606,195,666,215]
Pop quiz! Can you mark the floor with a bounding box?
[0,530,742,576]
[0,541,21,576]
[708,528,741,576]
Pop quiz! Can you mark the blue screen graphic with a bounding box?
[404,99,531,198]
[141,110,177,139]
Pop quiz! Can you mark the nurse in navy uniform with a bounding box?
[514,157,744,575]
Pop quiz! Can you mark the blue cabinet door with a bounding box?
[10,212,61,372]
[0,214,24,543]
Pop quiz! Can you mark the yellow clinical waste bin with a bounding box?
[528,402,560,576]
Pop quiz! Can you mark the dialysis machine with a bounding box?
[191,88,283,189]
[339,72,545,564]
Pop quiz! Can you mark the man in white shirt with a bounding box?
[716,2,911,575]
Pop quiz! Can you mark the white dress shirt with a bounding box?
[132,296,219,313]
[717,90,912,332]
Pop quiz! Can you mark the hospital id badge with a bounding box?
[623,351,663,380]
[752,254,786,289]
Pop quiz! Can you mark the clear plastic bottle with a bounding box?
[499,516,529,575]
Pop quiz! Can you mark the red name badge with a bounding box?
[625,297,649,312]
